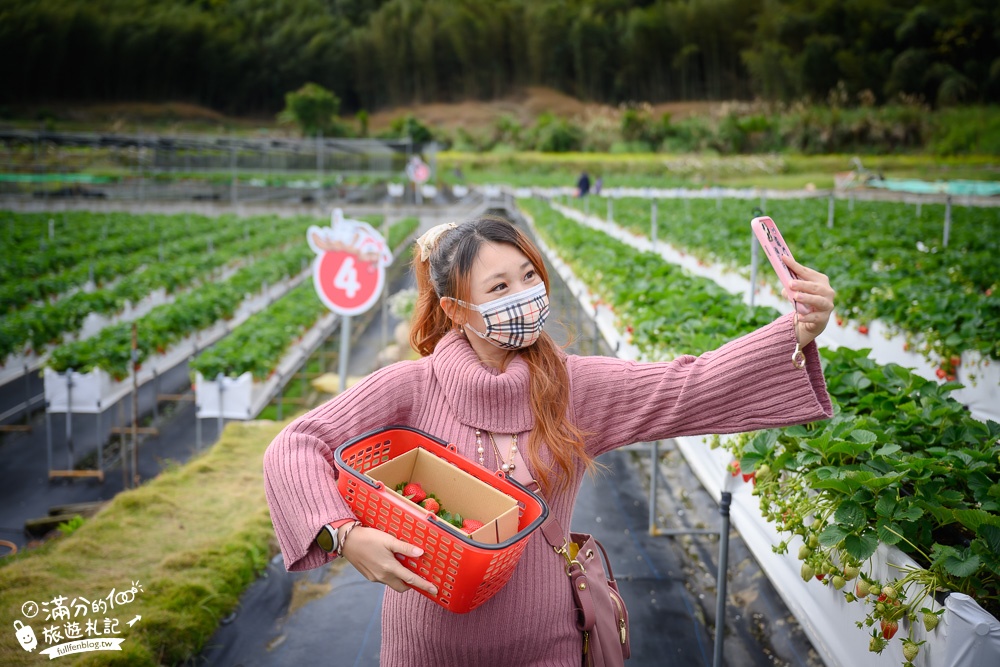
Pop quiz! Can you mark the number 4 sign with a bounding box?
[307,209,393,316]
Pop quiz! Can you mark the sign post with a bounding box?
[308,209,393,392]
[406,157,431,205]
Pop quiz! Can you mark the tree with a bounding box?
[279,83,342,137]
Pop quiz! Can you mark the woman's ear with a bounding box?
[439,296,462,324]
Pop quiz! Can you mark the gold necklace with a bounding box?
[486,431,518,474]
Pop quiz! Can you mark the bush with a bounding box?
[532,113,584,152]
[278,83,344,138]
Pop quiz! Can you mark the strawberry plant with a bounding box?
[1,213,320,361]
[562,195,1000,365]
[189,215,413,382]
[524,199,1000,663]
[722,347,1000,658]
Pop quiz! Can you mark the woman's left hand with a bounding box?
[780,255,836,348]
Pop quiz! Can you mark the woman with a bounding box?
[263,215,835,666]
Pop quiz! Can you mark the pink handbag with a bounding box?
[507,445,631,665]
[540,518,631,666]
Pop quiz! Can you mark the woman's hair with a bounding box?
[410,215,594,494]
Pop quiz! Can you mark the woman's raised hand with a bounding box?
[780,255,836,348]
[340,526,439,597]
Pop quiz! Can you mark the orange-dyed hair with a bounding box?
[409,215,594,495]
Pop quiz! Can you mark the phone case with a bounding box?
[750,216,813,315]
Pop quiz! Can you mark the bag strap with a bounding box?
[506,443,576,551]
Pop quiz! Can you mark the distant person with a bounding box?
[594,176,603,195]
[576,171,590,197]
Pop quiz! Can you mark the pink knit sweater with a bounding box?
[263,314,832,666]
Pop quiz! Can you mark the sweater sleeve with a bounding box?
[263,359,424,572]
[568,313,833,456]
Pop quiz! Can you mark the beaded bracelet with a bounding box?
[337,520,362,558]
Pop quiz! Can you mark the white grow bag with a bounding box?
[520,205,1000,667]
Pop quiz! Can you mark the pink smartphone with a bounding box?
[750,215,814,315]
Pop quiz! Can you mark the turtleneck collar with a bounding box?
[431,329,535,432]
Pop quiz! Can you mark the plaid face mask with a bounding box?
[458,282,550,349]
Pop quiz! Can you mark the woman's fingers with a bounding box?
[781,254,829,285]
[342,528,438,596]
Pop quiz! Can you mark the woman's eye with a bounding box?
[490,282,507,293]
[525,270,536,281]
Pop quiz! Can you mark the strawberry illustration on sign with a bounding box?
[308,209,392,316]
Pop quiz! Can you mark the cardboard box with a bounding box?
[366,447,519,544]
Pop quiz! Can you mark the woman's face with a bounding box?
[461,241,541,331]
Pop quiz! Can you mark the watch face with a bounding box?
[316,525,335,553]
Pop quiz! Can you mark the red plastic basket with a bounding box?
[334,426,549,613]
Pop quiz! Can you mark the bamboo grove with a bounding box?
[1,0,997,114]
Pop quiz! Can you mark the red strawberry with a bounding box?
[815,573,826,581]
[836,316,844,327]
[946,373,956,382]
[880,619,898,639]
[728,460,741,477]
[421,498,440,514]
[462,519,484,534]
[742,471,756,483]
[936,368,947,379]
[404,483,426,504]
[858,325,869,335]
[950,355,961,368]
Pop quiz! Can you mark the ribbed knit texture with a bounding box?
[263,313,832,666]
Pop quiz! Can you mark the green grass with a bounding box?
[438,151,1000,190]
[0,419,292,666]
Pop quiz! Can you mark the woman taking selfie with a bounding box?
[263,214,835,666]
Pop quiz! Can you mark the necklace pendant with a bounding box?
[501,463,510,473]
[508,463,516,471]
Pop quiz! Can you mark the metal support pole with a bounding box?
[827,194,835,229]
[943,195,952,248]
[96,409,103,475]
[131,327,139,487]
[152,369,159,423]
[916,201,922,218]
[749,233,760,309]
[230,145,238,205]
[339,316,352,393]
[66,372,74,469]
[648,440,659,534]
[592,316,600,355]
[217,376,224,438]
[651,200,658,247]
[196,410,202,450]
[316,132,324,206]
[848,194,855,212]
[712,491,733,667]
[45,406,53,477]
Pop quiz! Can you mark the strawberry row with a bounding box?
[523,198,1000,659]
[0,215,319,362]
[188,216,418,382]
[46,243,313,381]
[519,198,779,356]
[0,210,230,289]
[562,196,1000,364]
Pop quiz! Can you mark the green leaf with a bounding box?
[874,444,901,458]
[953,509,1000,533]
[875,494,898,518]
[819,524,849,547]
[877,520,903,545]
[850,429,877,444]
[844,533,879,561]
[979,525,1000,556]
[943,551,982,578]
[835,501,868,531]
